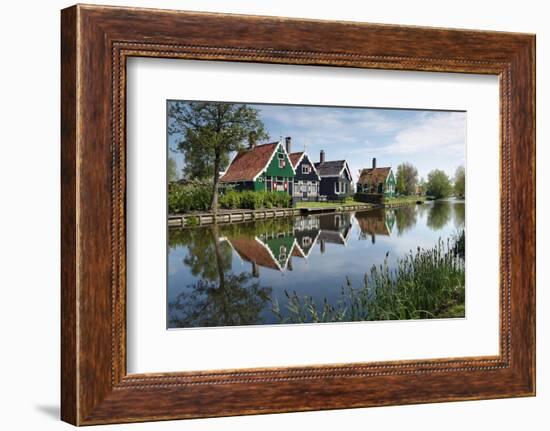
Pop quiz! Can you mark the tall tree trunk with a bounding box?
[211,149,221,214]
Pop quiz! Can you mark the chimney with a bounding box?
[372,157,377,169]
[285,136,292,154]
[320,150,326,164]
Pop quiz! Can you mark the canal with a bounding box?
[168,200,465,328]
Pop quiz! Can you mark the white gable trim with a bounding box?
[293,229,321,258]
[300,152,321,180]
[339,162,353,183]
[253,236,296,272]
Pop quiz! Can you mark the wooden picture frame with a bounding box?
[61,4,535,425]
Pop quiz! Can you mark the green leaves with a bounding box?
[426,169,453,199]
[395,162,419,196]
[453,165,466,198]
[168,101,269,181]
[272,230,465,323]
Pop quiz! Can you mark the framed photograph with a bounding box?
[61,4,535,425]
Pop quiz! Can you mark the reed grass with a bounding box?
[274,230,465,323]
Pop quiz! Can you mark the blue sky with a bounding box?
[168,103,466,182]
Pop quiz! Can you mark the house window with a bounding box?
[335,181,345,194]
[302,165,310,174]
[302,237,312,247]
[278,158,285,168]
[279,245,287,262]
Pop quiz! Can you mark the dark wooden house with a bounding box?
[288,146,321,202]
[314,150,353,201]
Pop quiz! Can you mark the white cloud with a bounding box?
[376,112,466,156]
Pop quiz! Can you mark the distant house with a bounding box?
[357,158,396,197]
[289,146,321,202]
[314,150,353,200]
[220,137,295,193]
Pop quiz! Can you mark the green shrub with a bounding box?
[168,182,212,213]
[218,190,240,209]
[218,190,292,210]
[171,186,293,212]
[274,230,466,323]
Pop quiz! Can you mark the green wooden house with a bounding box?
[357,158,396,197]
[225,231,296,273]
[220,140,295,193]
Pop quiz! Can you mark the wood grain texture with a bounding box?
[60,4,535,425]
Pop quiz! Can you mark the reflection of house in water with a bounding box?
[355,209,395,243]
[292,216,321,258]
[223,230,296,276]
[317,213,353,252]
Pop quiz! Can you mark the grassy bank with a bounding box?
[272,230,465,323]
[383,195,426,205]
[295,199,366,209]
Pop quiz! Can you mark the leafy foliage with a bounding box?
[274,230,465,323]
[168,101,268,210]
[168,182,213,213]
[454,165,466,198]
[395,162,419,195]
[218,190,292,210]
[426,169,453,199]
[167,157,179,182]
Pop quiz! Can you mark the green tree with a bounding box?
[395,162,418,195]
[167,157,178,182]
[168,102,268,212]
[426,169,452,199]
[454,165,466,198]
[417,177,426,195]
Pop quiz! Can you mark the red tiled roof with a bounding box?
[288,152,304,168]
[358,167,391,185]
[220,142,278,182]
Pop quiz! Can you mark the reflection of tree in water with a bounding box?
[427,201,453,230]
[168,273,272,327]
[453,202,465,229]
[394,206,417,236]
[168,223,272,327]
[169,227,232,282]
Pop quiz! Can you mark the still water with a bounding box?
[168,200,465,328]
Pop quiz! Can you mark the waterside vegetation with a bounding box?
[273,230,465,323]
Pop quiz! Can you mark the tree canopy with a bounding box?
[426,169,452,199]
[454,165,466,198]
[168,102,268,211]
[395,162,419,195]
[167,157,179,183]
